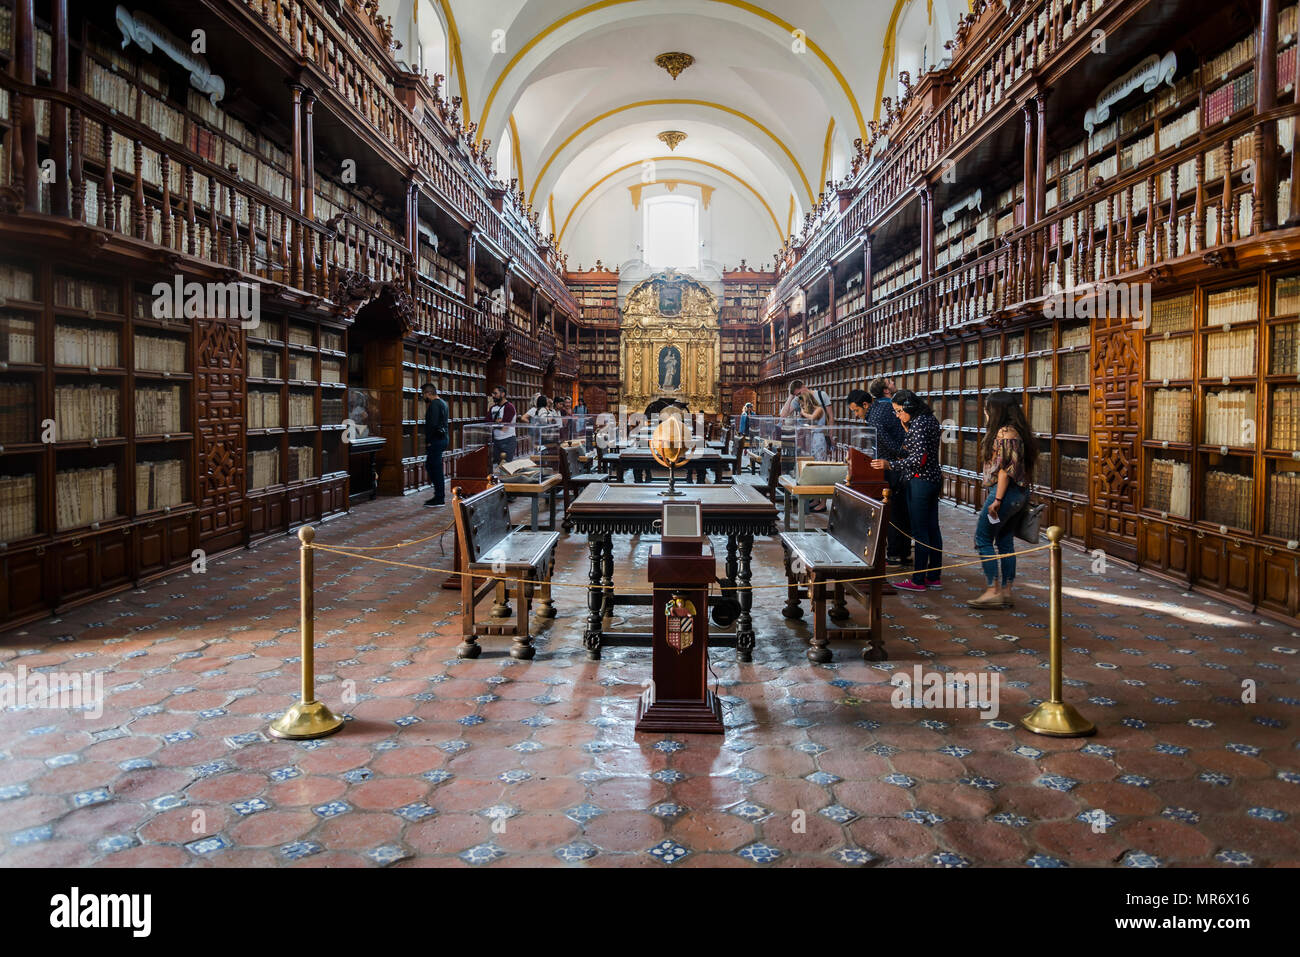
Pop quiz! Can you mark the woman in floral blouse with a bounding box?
[872,390,943,592]
[968,391,1039,609]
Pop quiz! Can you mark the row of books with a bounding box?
[321,396,345,422]
[248,448,281,490]
[54,324,119,368]
[1204,389,1256,447]
[1059,351,1089,386]
[0,474,36,542]
[321,360,344,384]
[0,316,36,363]
[136,459,185,512]
[1059,456,1089,494]
[248,391,281,430]
[1272,324,1300,375]
[1205,326,1258,379]
[250,349,281,379]
[1151,294,1195,335]
[1151,388,1193,444]
[1207,285,1259,325]
[1058,392,1090,435]
[1268,471,1300,541]
[288,393,316,428]
[54,384,119,440]
[53,275,120,315]
[1147,458,1192,518]
[288,326,315,348]
[135,385,184,435]
[1272,387,1300,451]
[287,446,317,483]
[0,264,34,302]
[1204,70,1255,127]
[1204,470,1254,530]
[289,355,314,381]
[1149,339,1192,380]
[0,380,35,444]
[134,335,187,374]
[1275,277,1300,316]
[56,464,119,531]
[1029,396,1052,434]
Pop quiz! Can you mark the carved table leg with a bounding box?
[782,545,804,619]
[458,558,481,659]
[600,534,615,619]
[536,554,557,619]
[583,534,606,660]
[511,581,535,660]
[736,532,755,662]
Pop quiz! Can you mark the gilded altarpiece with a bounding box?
[619,271,720,413]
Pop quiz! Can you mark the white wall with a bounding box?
[563,178,778,272]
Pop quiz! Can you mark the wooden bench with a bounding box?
[451,484,560,660]
[779,483,888,663]
[733,446,782,502]
[778,462,849,531]
[558,443,610,531]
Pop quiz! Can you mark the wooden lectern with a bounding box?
[635,501,725,734]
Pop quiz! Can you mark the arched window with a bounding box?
[417,0,448,79]
[643,194,699,269]
[496,124,513,183]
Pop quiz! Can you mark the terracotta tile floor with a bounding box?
[2,493,1298,868]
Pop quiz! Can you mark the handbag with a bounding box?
[1014,499,1046,543]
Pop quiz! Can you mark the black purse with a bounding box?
[1014,498,1046,543]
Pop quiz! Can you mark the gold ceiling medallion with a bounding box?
[654,51,694,80]
[657,130,688,151]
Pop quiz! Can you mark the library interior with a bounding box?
[1,0,1299,874]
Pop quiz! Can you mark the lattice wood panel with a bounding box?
[196,318,245,552]
[1090,312,1141,561]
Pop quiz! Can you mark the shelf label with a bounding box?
[1292,451,1300,461]
[1162,378,1170,387]
[0,361,7,371]
[1221,375,1231,385]
[89,365,99,374]
[1219,524,1228,535]
[91,522,100,531]
[1289,540,1299,551]
[1160,510,1169,519]
[90,438,99,448]
[1161,440,1170,449]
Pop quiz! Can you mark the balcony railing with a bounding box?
[773,104,1296,374]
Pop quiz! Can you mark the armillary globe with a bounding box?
[649,413,690,497]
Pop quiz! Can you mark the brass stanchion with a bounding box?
[1020,526,1095,737]
[269,526,344,740]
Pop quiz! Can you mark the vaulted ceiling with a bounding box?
[384,0,970,266]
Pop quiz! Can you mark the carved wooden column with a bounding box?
[289,83,304,289]
[919,185,934,281]
[465,228,478,308]
[1022,101,1036,228]
[1257,0,1279,231]
[50,0,69,217]
[863,231,873,310]
[302,90,317,293]
[13,0,37,210]
[1035,94,1048,226]
[825,262,836,326]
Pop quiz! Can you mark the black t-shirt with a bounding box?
[425,397,449,443]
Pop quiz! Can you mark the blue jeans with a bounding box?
[426,438,448,502]
[974,484,1028,586]
[906,479,943,585]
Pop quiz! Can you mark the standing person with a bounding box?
[872,389,942,592]
[487,386,517,464]
[738,401,754,436]
[860,378,912,566]
[968,391,1038,609]
[422,382,449,508]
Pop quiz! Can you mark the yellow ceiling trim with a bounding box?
[509,115,525,194]
[873,0,908,124]
[478,0,866,145]
[818,118,835,194]
[629,179,716,209]
[785,194,795,237]
[434,0,471,126]
[558,156,783,245]
[528,99,813,207]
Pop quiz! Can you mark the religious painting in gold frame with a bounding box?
[620,270,720,414]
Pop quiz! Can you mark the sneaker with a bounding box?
[424,499,446,508]
[926,580,943,590]
[894,580,928,592]
[885,555,911,567]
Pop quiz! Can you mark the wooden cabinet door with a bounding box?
[1089,314,1141,562]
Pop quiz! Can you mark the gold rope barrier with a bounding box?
[268,527,345,740]
[1020,527,1095,737]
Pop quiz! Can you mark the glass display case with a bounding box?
[787,423,876,485]
[346,388,382,440]
[461,421,560,484]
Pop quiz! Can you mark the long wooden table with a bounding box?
[565,483,779,662]
[604,447,729,484]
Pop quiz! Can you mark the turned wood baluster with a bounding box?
[278,211,289,280]
[208,176,219,263]
[1145,173,1157,265]
[132,139,146,240]
[1103,192,1114,279]
[228,183,239,268]
[1167,161,1180,258]
[1194,151,1207,251]
[160,153,171,249]
[1219,139,1233,246]
[184,164,196,256]
[1123,185,1134,272]
[103,127,117,232]
[70,108,84,222]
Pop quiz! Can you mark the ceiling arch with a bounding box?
[528,98,815,208]
[558,155,784,244]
